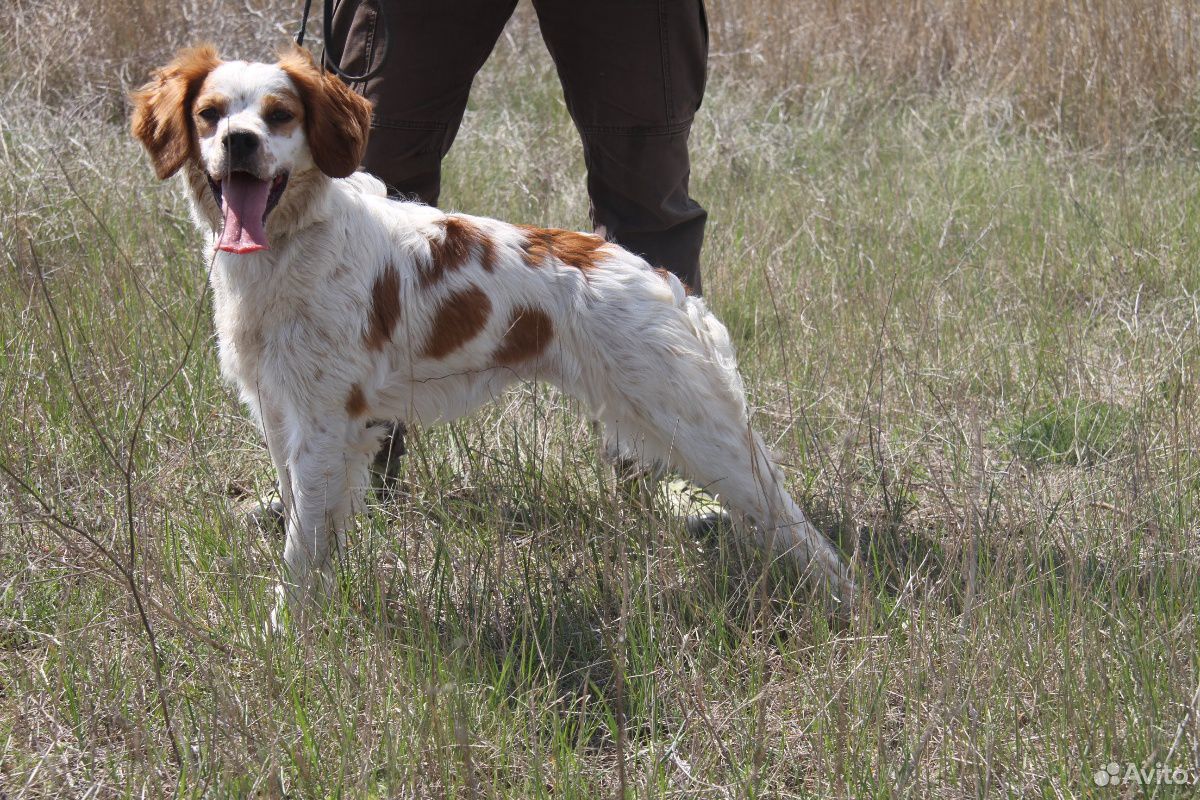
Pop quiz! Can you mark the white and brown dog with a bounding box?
[131,45,855,618]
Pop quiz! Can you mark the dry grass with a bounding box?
[712,0,1200,148]
[5,0,1199,147]
[1,1,1199,797]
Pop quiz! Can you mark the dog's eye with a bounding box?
[197,107,221,124]
[266,109,295,125]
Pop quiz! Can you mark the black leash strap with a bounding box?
[295,0,389,83]
[295,0,312,46]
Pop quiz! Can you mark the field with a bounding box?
[2,1,1200,796]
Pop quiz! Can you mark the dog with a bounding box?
[131,45,855,619]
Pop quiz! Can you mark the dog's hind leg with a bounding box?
[686,419,854,603]
[579,289,856,606]
[606,396,854,603]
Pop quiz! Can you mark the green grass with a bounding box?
[2,9,1200,800]
[1004,399,1133,466]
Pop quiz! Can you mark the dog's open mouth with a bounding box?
[209,171,288,254]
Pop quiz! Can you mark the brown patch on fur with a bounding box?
[422,286,492,359]
[492,307,554,365]
[478,228,498,272]
[421,216,497,289]
[131,44,222,180]
[277,45,373,178]
[365,263,401,350]
[191,89,229,138]
[261,91,304,136]
[345,384,368,418]
[516,226,605,272]
[516,226,552,267]
[654,267,693,295]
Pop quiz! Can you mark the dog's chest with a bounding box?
[211,288,272,387]
[209,261,302,389]
[209,256,369,399]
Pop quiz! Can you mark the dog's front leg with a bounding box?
[260,401,294,515]
[277,419,355,619]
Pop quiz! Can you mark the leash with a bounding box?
[295,0,389,82]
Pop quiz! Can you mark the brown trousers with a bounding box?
[328,0,710,293]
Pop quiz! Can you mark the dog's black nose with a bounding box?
[223,131,260,161]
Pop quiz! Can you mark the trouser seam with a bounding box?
[369,118,448,132]
[358,7,377,92]
[658,0,673,125]
[578,119,693,138]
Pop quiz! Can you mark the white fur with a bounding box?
[173,61,855,617]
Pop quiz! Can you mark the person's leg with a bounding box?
[531,0,709,293]
[531,1,724,533]
[327,1,517,482]
[328,0,518,203]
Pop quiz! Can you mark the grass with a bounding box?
[2,1,1200,797]
[1004,399,1133,466]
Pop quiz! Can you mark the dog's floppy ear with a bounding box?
[131,45,222,180]
[278,45,374,179]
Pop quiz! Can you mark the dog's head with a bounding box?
[131,45,373,253]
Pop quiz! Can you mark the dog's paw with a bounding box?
[264,583,293,637]
[237,495,285,534]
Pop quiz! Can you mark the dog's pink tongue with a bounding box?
[218,173,271,253]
